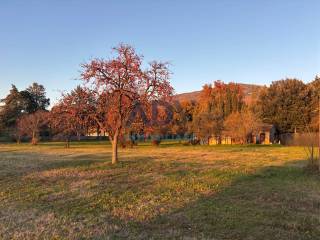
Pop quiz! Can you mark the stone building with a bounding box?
[209,123,276,145]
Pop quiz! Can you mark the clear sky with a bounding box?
[0,0,319,104]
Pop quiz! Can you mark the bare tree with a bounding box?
[16,110,49,145]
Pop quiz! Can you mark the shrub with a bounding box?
[120,142,127,148]
[189,139,200,145]
[152,139,161,146]
[120,139,138,148]
[182,141,191,146]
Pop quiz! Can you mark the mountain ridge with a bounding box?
[174,83,264,104]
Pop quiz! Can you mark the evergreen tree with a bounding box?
[257,78,312,133]
[0,83,50,131]
[24,82,50,112]
[0,85,26,128]
[307,75,320,131]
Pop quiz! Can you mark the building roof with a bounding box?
[257,123,274,132]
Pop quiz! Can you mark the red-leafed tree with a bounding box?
[80,44,173,164]
[192,81,245,143]
[50,104,74,148]
[16,110,49,145]
[224,109,262,144]
[50,86,94,147]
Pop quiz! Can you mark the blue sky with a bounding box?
[0,0,319,104]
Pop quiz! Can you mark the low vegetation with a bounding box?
[0,142,319,239]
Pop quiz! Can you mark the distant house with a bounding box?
[87,126,108,138]
[209,123,276,145]
[253,124,276,144]
[209,135,232,145]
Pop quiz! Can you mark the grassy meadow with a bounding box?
[0,141,319,239]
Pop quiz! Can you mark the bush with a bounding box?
[152,139,161,146]
[182,141,190,146]
[120,141,127,148]
[31,137,39,145]
[120,139,138,148]
[189,139,200,145]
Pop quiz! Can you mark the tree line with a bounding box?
[0,44,319,163]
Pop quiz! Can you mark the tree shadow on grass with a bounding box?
[3,148,319,239]
[96,162,320,240]
[44,153,110,169]
[0,152,112,179]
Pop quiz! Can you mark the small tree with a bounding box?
[62,86,94,140]
[224,110,261,144]
[191,112,222,144]
[50,104,75,148]
[80,44,173,164]
[50,88,94,147]
[16,110,49,145]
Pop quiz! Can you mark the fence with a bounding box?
[280,132,319,146]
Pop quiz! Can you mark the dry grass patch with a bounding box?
[0,142,319,239]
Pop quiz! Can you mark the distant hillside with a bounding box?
[173,90,202,102]
[174,83,264,104]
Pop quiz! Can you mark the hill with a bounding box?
[174,83,264,104]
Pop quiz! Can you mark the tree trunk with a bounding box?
[77,133,81,141]
[112,133,119,164]
[65,137,70,148]
[311,144,314,166]
[31,131,37,145]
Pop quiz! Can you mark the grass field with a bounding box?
[0,142,319,239]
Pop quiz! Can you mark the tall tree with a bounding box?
[257,79,312,133]
[307,75,320,131]
[0,83,50,133]
[80,44,173,164]
[24,82,50,112]
[0,85,25,129]
[192,81,244,142]
[171,100,196,139]
[198,81,244,119]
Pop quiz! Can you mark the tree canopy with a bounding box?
[79,44,173,163]
[0,83,50,131]
[257,78,312,133]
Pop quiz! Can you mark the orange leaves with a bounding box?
[50,86,94,138]
[16,110,49,143]
[79,44,174,139]
[224,110,262,142]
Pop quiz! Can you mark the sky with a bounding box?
[0,0,319,105]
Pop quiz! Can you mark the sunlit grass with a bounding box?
[0,142,319,239]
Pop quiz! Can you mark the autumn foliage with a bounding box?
[224,110,262,144]
[16,110,49,144]
[80,44,173,163]
[191,81,245,143]
[2,43,320,165]
[49,86,94,147]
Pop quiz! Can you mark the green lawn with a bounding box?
[0,142,319,239]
